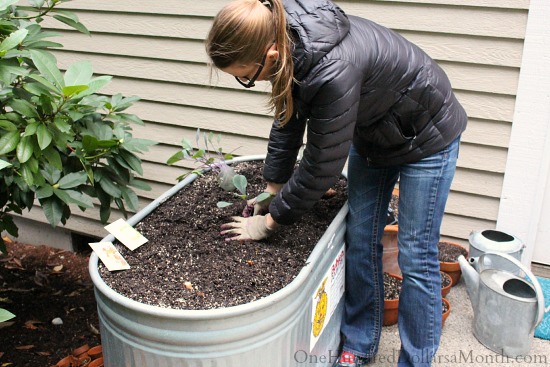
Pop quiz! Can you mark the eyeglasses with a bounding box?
[234,46,271,89]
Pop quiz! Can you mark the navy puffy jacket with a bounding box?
[264,0,467,225]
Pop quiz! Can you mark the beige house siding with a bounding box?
[19,0,529,244]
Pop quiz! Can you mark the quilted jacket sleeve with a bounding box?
[268,60,361,225]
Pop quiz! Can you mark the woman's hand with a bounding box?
[221,214,280,241]
[242,182,284,217]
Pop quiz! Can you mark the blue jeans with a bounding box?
[341,137,460,366]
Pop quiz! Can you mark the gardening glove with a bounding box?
[242,192,275,217]
[220,215,277,242]
[242,182,283,217]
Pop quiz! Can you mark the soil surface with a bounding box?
[99,161,348,310]
[438,241,468,262]
[0,240,100,367]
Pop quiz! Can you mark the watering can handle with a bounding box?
[478,252,545,331]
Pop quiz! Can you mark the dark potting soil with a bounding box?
[384,272,451,301]
[99,161,347,310]
[384,272,402,300]
[438,241,468,262]
[440,271,452,288]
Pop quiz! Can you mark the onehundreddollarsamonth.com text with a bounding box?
[293,349,549,365]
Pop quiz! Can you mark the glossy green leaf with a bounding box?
[0,131,20,155]
[58,172,87,189]
[0,29,28,53]
[0,119,17,131]
[82,135,98,152]
[52,14,90,35]
[99,178,122,198]
[29,0,45,7]
[30,49,64,88]
[16,136,33,163]
[0,159,12,171]
[74,75,111,97]
[53,117,71,134]
[36,124,52,149]
[217,201,233,208]
[20,163,34,186]
[36,185,53,199]
[62,85,88,97]
[41,197,64,227]
[0,0,18,12]
[9,99,39,118]
[121,187,138,212]
[42,147,62,170]
[64,189,94,208]
[23,122,38,137]
[119,150,142,175]
[28,74,62,94]
[63,60,92,86]
[128,179,151,191]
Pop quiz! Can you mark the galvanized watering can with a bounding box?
[458,252,545,357]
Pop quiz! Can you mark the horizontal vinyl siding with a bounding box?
[21,0,527,244]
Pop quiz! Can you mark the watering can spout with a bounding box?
[458,255,479,305]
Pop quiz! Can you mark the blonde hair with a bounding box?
[206,0,295,126]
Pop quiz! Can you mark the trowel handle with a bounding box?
[478,252,546,331]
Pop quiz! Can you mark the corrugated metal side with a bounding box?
[18,0,528,244]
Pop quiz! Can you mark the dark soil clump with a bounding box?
[99,161,347,310]
[0,241,99,366]
[438,241,468,262]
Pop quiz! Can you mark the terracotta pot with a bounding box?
[382,187,401,275]
[382,225,400,275]
[383,273,402,326]
[438,241,468,286]
[440,271,452,298]
[442,298,451,327]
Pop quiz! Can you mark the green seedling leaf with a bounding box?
[232,174,247,196]
[0,308,15,323]
[0,131,20,155]
[256,192,273,203]
[167,150,184,165]
[217,201,233,208]
[0,29,28,53]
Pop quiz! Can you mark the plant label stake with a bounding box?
[89,242,131,271]
[105,218,148,251]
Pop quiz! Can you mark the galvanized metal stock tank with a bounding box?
[89,155,348,367]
